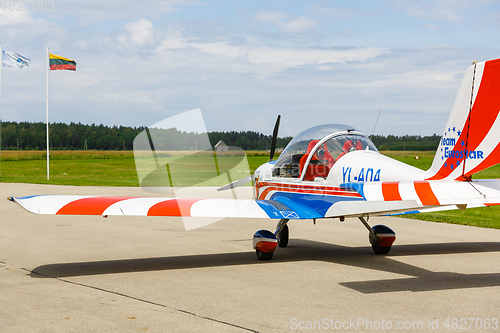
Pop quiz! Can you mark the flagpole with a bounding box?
[0,47,3,178]
[46,47,49,180]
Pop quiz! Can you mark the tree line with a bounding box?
[0,121,293,151]
[1,122,141,151]
[0,121,440,151]
[370,134,441,151]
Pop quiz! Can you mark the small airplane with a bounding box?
[9,58,500,261]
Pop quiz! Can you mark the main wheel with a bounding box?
[277,224,289,248]
[256,250,273,261]
[370,225,395,255]
[371,242,391,255]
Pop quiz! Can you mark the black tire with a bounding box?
[256,250,273,261]
[277,224,289,248]
[372,243,391,255]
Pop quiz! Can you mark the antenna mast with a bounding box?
[370,109,382,141]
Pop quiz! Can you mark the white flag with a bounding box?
[2,49,30,68]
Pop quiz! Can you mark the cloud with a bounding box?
[156,28,190,50]
[188,42,388,73]
[308,5,368,19]
[391,0,491,22]
[153,28,388,73]
[0,10,60,52]
[119,19,155,47]
[278,16,319,33]
[254,11,288,22]
[422,23,443,31]
[45,0,201,26]
[0,8,34,26]
[254,11,319,33]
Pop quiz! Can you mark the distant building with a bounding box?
[215,140,228,152]
[268,148,284,154]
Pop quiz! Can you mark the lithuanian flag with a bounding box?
[49,53,76,71]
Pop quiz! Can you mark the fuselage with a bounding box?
[254,124,429,203]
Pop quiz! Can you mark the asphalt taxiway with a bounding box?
[1,183,500,332]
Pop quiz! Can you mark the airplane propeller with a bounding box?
[217,115,281,192]
[269,115,281,162]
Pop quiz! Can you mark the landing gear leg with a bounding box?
[358,216,396,255]
[275,219,289,248]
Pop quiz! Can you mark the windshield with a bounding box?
[322,133,377,160]
[272,124,378,178]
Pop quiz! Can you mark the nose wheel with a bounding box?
[253,219,290,261]
[256,250,274,261]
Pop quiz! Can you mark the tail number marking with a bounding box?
[342,167,380,183]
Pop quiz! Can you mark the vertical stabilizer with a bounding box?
[427,58,500,180]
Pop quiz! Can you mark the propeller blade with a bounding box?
[217,175,254,191]
[269,115,281,161]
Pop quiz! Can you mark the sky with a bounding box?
[1,0,500,137]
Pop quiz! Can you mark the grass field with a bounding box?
[0,150,138,186]
[0,150,271,186]
[1,149,500,229]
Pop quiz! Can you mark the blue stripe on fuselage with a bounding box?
[269,191,365,217]
[256,200,296,219]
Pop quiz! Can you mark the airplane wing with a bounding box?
[10,179,500,221]
[8,195,320,220]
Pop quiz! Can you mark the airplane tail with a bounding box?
[427,58,500,181]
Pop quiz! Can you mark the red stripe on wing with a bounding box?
[382,182,401,201]
[147,198,203,216]
[414,181,440,206]
[56,197,131,215]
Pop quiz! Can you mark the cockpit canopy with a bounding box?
[272,124,378,180]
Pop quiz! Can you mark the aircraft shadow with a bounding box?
[30,240,500,294]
